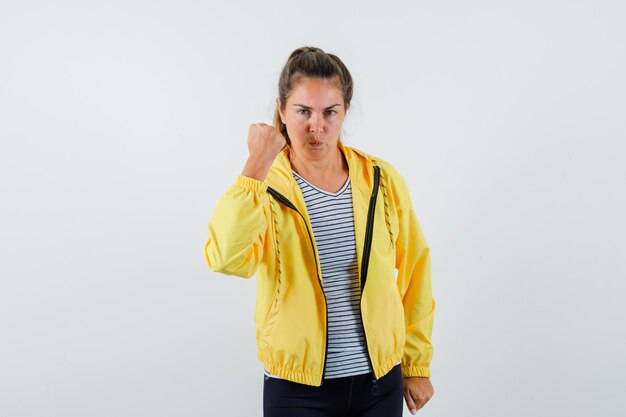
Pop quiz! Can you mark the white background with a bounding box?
[1,1,625,416]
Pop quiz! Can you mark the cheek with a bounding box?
[328,119,343,132]
[287,117,308,131]
[285,121,307,139]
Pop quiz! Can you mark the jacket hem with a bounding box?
[261,361,322,387]
[260,349,406,386]
[372,349,405,379]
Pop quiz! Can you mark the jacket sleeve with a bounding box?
[392,170,436,378]
[204,174,270,278]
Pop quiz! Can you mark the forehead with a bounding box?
[288,77,343,105]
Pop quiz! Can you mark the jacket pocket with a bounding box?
[260,281,289,342]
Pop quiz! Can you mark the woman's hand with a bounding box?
[402,376,434,414]
[242,123,287,181]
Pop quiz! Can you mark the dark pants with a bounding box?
[263,363,403,417]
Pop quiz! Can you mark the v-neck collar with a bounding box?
[291,170,351,197]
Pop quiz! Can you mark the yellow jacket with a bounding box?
[204,141,435,386]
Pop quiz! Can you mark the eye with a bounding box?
[326,110,337,116]
[297,109,310,115]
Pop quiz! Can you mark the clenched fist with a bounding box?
[242,123,287,182]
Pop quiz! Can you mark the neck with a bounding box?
[289,145,346,180]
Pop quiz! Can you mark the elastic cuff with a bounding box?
[401,365,430,378]
[235,175,268,193]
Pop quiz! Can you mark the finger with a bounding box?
[403,390,418,415]
[412,391,430,411]
[412,395,424,412]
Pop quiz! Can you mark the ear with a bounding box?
[276,98,286,124]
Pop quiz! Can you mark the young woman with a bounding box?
[204,46,435,417]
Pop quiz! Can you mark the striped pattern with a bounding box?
[265,170,374,380]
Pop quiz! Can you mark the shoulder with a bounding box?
[369,153,409,193]
[343,144,404,182]
[373,156,403,181]
[344,144,411,201]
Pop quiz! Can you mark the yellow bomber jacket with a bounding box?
[204,141,435,387]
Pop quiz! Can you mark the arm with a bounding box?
[204,122,286,278]
[204,174,270,278]
[393,172,436,378]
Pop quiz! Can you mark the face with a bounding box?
[277,76,347,161]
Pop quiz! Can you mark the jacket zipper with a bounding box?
[266,186,329,385]
[358,165,381,388]
[266,164,380,387]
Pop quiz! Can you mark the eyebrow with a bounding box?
[292,103,342,110]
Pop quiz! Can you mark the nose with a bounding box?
[310,113,324,136]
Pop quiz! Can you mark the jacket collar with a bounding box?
[265,141,375,199]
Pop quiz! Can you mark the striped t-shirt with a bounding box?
[264,170,375,380]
